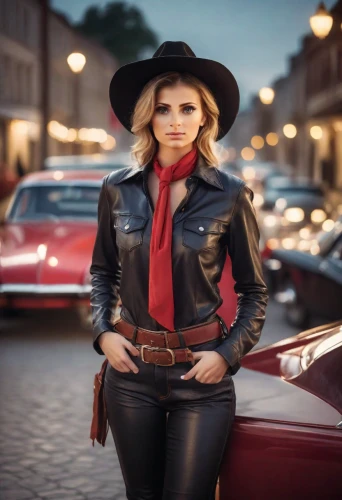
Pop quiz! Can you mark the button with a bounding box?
[199,226,204,232]
[124,224,130,230]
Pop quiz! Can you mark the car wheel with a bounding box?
[283,282,310,328]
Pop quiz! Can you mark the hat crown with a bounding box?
[152,41,196,58]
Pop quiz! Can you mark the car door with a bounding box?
[219,417,342,500]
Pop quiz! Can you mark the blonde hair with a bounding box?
[131,72,220,167]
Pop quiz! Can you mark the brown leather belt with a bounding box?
[113,318,224,367]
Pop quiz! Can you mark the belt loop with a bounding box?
[131,326,138,345]
[175,329,187,348]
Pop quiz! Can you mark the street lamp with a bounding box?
[67,52,86,73]
[67,52,86,154]
[259,87,275,105]
[310,2,333,39]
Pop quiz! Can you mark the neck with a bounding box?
[156,143,194,168]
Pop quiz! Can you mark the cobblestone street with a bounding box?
[0,299,301,500]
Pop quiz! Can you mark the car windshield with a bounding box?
[7,184,101,222]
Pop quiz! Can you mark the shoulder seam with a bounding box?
[230,180,246,222]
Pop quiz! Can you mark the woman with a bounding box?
[90,41,268,500]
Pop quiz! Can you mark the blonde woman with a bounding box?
[90,41,268,500]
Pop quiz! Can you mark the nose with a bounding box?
[169,111,182,129]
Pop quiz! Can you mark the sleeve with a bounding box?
[215,182,269,374]
[89,174,121,355]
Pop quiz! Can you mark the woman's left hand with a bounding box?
[181,351,230,384]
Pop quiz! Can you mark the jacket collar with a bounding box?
[115,153,224,190]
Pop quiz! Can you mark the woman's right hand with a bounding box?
[98,331,140,373]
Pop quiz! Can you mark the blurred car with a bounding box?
[0,169,121,327]
[44,152,134,171]
[220,320,342,499]
[258,177,334,247]
[266,216,342,327]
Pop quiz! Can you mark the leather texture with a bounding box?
[89,154,269,375]
[104,337,236,499]
[113,317,224,349]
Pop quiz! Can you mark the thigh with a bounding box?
[162,385,236,500]
[104,362,167,500]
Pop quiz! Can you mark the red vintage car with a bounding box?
[219,320,342,499]
[0,169,110,326]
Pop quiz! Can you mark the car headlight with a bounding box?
[263,214,278,227]
[311,209,327,224]
[275,197,287,211]
[284,207,304,223]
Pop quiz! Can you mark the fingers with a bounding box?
[181,364,198,380]
[124,339,140,357]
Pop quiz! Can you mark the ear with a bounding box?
[200,114,207,127]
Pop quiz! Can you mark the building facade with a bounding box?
[227,0,342,203]
[0,0,126,173]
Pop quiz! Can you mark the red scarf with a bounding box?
[148,147,198,331]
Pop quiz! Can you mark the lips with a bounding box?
[167,133,185,136]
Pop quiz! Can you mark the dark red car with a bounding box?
[219,320,342,499]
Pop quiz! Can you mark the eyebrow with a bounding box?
[156,102,197,107]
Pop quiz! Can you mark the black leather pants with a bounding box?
[104,338,236,500]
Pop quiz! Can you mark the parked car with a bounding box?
[258,177,334,247]
[266,216,342,327]
[219,320,342,499]
[0,169,121,327]
[44,152,133,171]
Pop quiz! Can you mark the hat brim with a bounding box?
[109,56,239,141]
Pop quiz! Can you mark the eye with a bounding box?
[183,106,196,114]
[155,106,168,114]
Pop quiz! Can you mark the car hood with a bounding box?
[242,321,342,416]
[0,221,97,284]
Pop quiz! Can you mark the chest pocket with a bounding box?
[114,214,148,251]
[182,218,225,251]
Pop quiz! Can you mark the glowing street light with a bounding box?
[67,52,86,73]
[310,2,333,39]
[283,124,297,139]
[251,136,264,149]
[241,147,255,161]
[310,126,323,140]
[266,132,279,146]
[259,87,275,105]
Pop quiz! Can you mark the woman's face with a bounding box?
[151,83,206,150]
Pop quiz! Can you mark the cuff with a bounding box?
[215,341,241,376]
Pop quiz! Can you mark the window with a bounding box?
[8,184,101,222]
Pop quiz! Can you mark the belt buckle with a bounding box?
[140,345,176,366]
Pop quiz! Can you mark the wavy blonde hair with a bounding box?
[131,72,220,167]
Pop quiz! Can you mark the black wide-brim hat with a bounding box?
[109,41,240,141]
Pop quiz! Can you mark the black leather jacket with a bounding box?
[90,155,269,375]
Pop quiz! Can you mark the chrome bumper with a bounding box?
[0,284,91,296]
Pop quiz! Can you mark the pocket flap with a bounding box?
[183,218,224,235]
[114,214,148,233]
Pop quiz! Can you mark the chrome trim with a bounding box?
[336,421,342,429]
[0,284,91,295]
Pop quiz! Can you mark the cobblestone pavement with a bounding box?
[0,299,303,500]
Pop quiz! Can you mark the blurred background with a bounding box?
[0,1,342,499]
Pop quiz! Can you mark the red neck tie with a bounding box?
[148,147,198,330]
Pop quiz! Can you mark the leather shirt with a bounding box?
[89,154,269,375]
